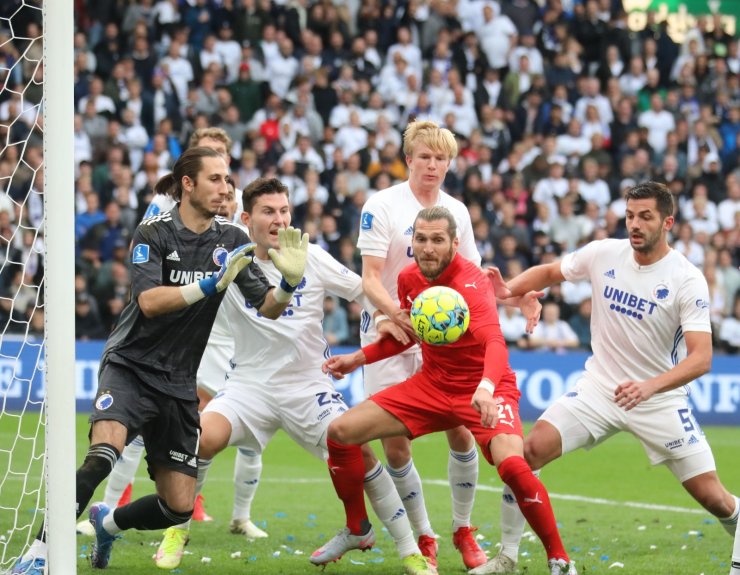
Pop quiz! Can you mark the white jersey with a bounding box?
[142,195,177,219]
[357,180,480,342]
[223,243,363,386]
[560,239,711,398]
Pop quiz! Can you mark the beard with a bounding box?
[629,228,662,253]
[415,247,454,281]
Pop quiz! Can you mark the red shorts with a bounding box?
[371,372,522,465]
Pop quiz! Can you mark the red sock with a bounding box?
[327,439,369,534]
[497,456,568,562]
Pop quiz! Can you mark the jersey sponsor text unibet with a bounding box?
[560,238,712,398]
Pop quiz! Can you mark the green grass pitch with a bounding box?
[1,414,738,574]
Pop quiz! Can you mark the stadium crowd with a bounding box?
[1,0,739,351]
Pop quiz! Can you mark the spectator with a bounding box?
[322,295,349,345]
[525,301,580,352]
[75,292,107,341]
[718,295,740,353]
[568,298,592,351]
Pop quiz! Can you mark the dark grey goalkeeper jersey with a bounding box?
[103,206,271,400]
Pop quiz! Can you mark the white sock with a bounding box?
[102,509,121,535]
[720,495,740,536]
[232,448,262,522]
[363,461,419,558]
[732,517,740,575]
[387,459,434,538]
[448,447,478,530]
[499,469,540,561]
[103,436,144,508]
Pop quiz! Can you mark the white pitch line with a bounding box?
[249,476,705,515]
[4,474,706,515]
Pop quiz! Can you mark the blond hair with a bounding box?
[402,120,458,159]
[189,127,233,152]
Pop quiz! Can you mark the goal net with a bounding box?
[1,1,76,572]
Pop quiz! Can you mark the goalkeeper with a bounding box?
[13,147,308,574]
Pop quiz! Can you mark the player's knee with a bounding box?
[383,444,411,468]
[327,419,354,445]
[523,437,554,470]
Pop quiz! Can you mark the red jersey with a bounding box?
[365,254,518,396]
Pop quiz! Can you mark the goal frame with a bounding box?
[43,1,76,572]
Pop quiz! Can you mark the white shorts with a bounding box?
[196,343,232,397]
[203,377,348,461]
[540,377,716,481]
[361,348,422,397]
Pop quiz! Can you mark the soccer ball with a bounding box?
[410,286,470,345]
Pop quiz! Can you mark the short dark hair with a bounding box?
[242,177,289,213]
[624,181,675,218]
[413,206,457,240]
[153,146,223,201]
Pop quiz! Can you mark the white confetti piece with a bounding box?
[688,530,700,536]
[350,559,365,565]
[666,525,672,529]
[476,534,485,541]
[201,557,211,564]
[294,550,304,555]
[681,545,687,550]
[272,551,281,557]
[230,551,241,559]
[650,545,657,550]
[637,525,646,531]
[608,562,624,569]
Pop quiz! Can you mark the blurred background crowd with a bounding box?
[1,0,738,353]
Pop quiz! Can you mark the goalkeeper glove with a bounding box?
[268,226,309,290]
[181,243,256,304]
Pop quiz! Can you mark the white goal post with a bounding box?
[44,0,76,573]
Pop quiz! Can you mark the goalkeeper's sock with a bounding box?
[104,435,144,508]
[76,443,120,518]
[498,456,567,561]
[448,447,478,530]
[113,495,192,531]
[327,439,370,535]
[364,461,418,557]
[232,448,262,522]
[388,459,434,538]
[720,495,740,536]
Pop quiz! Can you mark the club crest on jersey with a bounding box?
[653,284,670,301]
[95,393,113,411]
[695,299,709,309]
[132,244,149,264]
[361,212,374,230]
[212,245,228,266]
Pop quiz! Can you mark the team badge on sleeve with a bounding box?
[132,244,150,264]
[361,212,374,230]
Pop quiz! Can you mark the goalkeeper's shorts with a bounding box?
[90,360,200,479]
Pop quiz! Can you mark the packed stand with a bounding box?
[63,0,740,352]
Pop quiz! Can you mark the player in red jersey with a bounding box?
[322,206,578,575]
